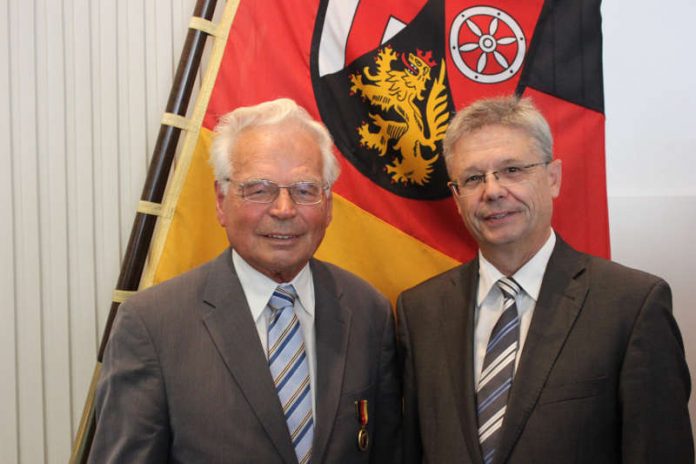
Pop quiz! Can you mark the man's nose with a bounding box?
[481,172,507,200]
[269,187,297,216]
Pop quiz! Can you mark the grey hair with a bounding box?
[210,98,340,193]
[443,95,553,173]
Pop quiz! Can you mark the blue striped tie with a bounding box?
[476,277,521,464]
[267,285,313,464]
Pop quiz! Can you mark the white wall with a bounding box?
[1,0,694,462]
[1,0,197,462]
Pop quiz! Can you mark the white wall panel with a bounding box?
[145,0,176,163]
[10,0,47,461]
[63,0,99,432]
[35,0,72,461]
[603,0,696,198]
[3,0,199,462]
[172,0,191,76]
[2,0,695,462]
[0,0,19,461]
[92,0,124,338]
[117,0,148,254]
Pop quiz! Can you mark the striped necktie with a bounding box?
[267,284,314,464]
[476,277,521,464]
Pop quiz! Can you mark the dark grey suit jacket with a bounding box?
[90,249,401,463]
[398,238,693,463]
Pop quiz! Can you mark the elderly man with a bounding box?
[397,96,693,463]
[90,98,400,463]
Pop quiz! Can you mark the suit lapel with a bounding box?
[439,261,485,464]
[200,250,297,464]
[308,260,351,464]
[495,239,590,464]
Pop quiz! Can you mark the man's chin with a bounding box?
[263,254,311,281]
[478,230,523,250]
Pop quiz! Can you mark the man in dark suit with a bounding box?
[89,98,401,463]
[397,96,693,463]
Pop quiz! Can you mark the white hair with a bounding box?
[210,98,340,193]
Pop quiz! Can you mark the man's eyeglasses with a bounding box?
[448,161,550,197]
[225,178,328,205]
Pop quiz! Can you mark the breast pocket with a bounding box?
[538,376,608,405]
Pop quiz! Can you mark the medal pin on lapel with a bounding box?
[355,400,369,451]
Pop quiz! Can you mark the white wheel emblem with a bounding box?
[449,6,526,84]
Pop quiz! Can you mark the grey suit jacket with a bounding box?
[398,237,693,464]
[90,249,401,463]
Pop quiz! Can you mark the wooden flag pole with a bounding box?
[70,0,219,461]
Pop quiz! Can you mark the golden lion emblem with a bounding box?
[349,46,450,185]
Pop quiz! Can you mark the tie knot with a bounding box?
[269,284,297,312]
[497,277,521,300]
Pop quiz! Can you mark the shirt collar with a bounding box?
[232,250,315,323]
[477,230,556,304]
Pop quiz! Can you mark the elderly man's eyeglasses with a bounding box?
[225,178,328,205]
[447,161,550,197]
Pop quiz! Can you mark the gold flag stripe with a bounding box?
[316,194,459,303]
[161,113,192,131]
[189,17,220,37]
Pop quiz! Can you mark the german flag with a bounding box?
[144,0,608,303]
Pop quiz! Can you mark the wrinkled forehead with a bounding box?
[231,120,317,152]
[231,123,324,179]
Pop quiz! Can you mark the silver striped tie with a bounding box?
[476,277,521,464]
[268,285,314,464]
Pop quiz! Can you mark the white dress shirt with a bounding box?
[232,250,317,418]
[473,231,556,385]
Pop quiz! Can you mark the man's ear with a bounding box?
[324,191,333,227]
[214,181,227,226]
[548,159,562,198]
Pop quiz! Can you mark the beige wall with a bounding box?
[1,0,198,462]
[1,0,695,462]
